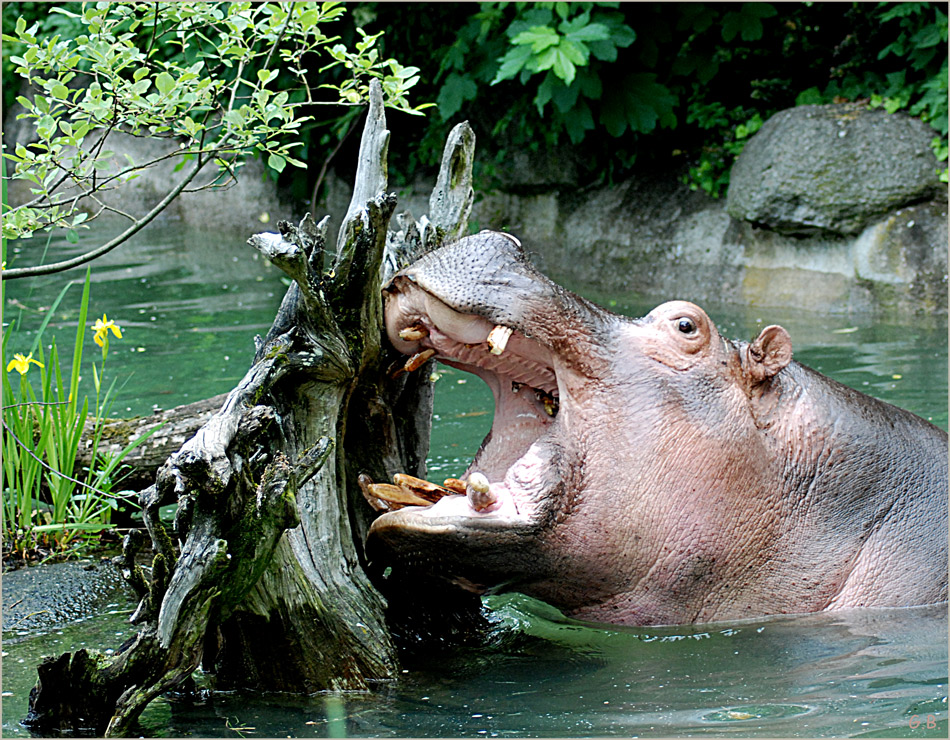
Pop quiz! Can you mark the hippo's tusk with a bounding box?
[398,325,428,342]
[487,325,514,355]
[392,473,455,503]
[403,348,436,373]
[466,472,497,511]
[442,477,467,494]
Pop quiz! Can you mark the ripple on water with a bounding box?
[701,703,813,723]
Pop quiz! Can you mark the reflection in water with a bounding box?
[3,225,947,738]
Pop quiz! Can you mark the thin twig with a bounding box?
[2,400,68,411]
[261,2,295,72]
[144,2,159,58]
[3,157,208,280]
[4,610,50,629]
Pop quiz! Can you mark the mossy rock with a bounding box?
[726,104,944,236]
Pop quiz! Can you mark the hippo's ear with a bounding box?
[745,325,792,384]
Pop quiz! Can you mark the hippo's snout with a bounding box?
[367,254,564,542]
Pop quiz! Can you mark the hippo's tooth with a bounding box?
[403,348,436,373]
[424,293,494,343]
[392,473,454,503]
[368,482,433,508]
[398,325,428,342]
[358,474,394,511]
[487,325,513,355]
[442,477,467,494]
[466,472,497,511]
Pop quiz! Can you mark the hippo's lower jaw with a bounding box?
[366,274,569,587]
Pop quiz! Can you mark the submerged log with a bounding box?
[25,80,480,736]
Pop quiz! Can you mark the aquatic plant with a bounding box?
[1,269,158,561]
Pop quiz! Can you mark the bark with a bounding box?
[77,394,229,493]
[25,80,479,736]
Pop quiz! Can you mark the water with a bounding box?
[2,223,947,737]
[3,222,289,416]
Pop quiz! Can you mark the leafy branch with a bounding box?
[1,1,430,279]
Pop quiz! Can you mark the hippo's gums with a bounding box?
[365,231,948,627]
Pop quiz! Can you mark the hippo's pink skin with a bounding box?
[370,232,948,626]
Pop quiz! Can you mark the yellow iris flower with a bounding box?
[92,314,123,347]
[6,352,44,375]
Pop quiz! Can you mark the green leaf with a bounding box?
[155,71,175,96]
[532,45,560,73]
[563,100,594,144]
[437,72,479,120]
[551,77,581,114]
[131,78,151,95]
[879,3,924,22]
[534,73,555,114]
[512,26,560,53]
[911,22,944,49]
[223,110,245,127]
[50,83,69,100]
[563,21,610,44]
[721,4,776,43]
[492,44,533,84]
[795,87,824,105]
[588,39,618,62]
[551,50,576,86]
[267,152,286,173]
[558,38,588,66]
[599,73,676,136]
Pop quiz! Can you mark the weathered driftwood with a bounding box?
[76,394,229,492]
[25,80,478,736]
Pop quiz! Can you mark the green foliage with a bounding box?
[720,3,778,43]
[794,2,948,182]
[1,269,159,561]
[436,3,659,147]
[1,1,429,243]
[358,2,948,198]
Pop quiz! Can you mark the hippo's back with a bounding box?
[781,362,947,609]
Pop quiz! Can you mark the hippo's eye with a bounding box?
[677,317,696,334]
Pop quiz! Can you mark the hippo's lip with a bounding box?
[365,276,563,535]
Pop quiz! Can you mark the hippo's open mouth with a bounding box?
[364,257,566,537]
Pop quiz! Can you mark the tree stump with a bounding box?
[25,79,479,737]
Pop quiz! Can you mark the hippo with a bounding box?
[365,231,948,627]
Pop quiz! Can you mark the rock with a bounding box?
[497,147,581,191]
[726,104,944,235]
[1,560,133,636]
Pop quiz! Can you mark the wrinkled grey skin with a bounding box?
[370,231,948,627]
